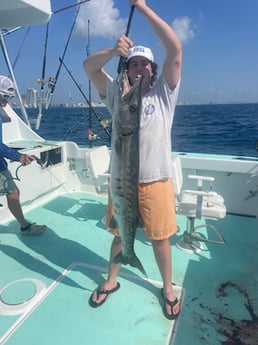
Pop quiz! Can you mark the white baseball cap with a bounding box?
[0,75,15,95]
[127,45,154,62]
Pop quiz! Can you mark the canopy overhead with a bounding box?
[0,0,51,28]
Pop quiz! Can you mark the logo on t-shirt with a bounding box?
[144,104,155,115]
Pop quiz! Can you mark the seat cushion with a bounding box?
[183,189,224,204]
[177,192,226,219]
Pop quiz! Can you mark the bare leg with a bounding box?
[151,238,180,317]
[91,236,122,304]
[6,189,28,228]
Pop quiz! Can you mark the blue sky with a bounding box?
[1,0,258,105]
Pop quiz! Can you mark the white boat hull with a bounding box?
[0,0,51,28]
[1,104,258,223]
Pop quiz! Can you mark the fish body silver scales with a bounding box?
[110,75,146,276]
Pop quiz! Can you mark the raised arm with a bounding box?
[131,0,182,90]
[83,35,133,98]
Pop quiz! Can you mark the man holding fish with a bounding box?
[84,0,182,320]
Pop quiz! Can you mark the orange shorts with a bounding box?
[105,178,177,240]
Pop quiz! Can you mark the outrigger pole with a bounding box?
[53,0,90,15]
[35,22,49,129]
[0,29,31,127]
[44,5,81,111]
[12,26,31,71]
[86,19,94,147]
[59,58,111,138]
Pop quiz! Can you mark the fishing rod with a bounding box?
[35,1,89,128]
[40,23,49,93]
[59,58,111,138]
[117,5,135,74]
[45,4,81,109]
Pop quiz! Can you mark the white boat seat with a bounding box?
[87,145,110,193]
[171,155,226,253]
[178,192,226,219]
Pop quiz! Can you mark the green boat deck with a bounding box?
[0,192,257,344]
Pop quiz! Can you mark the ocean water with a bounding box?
[18,103,258,157]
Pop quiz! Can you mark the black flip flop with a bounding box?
[161,288,180,320]
[89,282,120,308]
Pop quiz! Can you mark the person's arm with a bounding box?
[131,0,182,90]
[0,142,35,165]
[83,35,133,98]
[0,142,21,162]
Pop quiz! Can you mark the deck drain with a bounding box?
[0,278,46,315]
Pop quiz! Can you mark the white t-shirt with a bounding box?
[104,73,180,183]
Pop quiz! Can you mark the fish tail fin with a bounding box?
[113,251,127,265]
[113,251,147,277]
[129,256,148,278]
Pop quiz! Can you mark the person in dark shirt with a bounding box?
[0,75,47,235]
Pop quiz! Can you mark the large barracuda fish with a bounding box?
[110,71,147,277]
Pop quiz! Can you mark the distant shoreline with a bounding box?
[12,101,258,110]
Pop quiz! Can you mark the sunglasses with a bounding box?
[0,91,15,99]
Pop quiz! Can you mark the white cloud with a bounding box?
[172,16,195,44]
[76,0,127,39]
